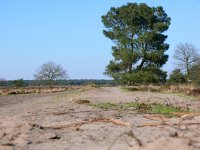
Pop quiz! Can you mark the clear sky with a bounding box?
[0,0,200,80]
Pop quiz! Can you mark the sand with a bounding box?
[0,87,200,150]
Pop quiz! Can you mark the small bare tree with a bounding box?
[34,61,68,86]
[174,43,200,82]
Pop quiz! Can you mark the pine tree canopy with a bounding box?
[102,3,171,85]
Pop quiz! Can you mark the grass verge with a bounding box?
[90,102,190,117]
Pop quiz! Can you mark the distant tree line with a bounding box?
[0,61,115,88]
[0,79,115,87]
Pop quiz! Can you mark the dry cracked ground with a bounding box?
[0,87,200,150]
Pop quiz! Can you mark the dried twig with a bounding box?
[138,122,200,127]
[44,118,130,130]
[143,115,169,121]
[172,112,200,116]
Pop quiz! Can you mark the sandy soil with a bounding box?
[0,87,200,150]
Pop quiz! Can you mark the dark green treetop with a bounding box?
[102,3,170,84]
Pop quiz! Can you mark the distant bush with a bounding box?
[169,69,186,84]
[0,78,6,87]
[190,61,200,85]
[11,79,26,87]
[120,67,167,85]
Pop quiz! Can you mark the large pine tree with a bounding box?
[102,3,170,84]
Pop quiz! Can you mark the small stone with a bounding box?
[41,133,61,140]
[76,99,90,104]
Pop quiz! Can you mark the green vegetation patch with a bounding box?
[90,102,188,117]
[150,103,183,117]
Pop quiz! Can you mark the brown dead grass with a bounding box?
[0,86,85,95]
[124,84,200,99]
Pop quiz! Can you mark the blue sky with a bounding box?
[0,0,200,80]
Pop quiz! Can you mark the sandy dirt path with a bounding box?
[0,87,200,150]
